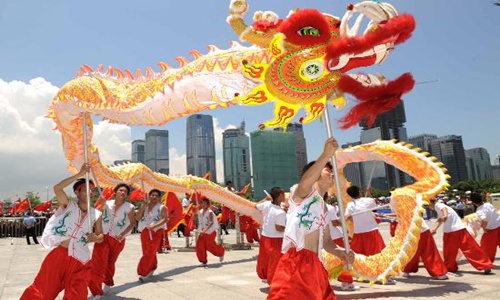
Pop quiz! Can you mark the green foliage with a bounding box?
[26,191,42,208]
[449,179,500,196]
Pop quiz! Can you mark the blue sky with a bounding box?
[0,0,499,199]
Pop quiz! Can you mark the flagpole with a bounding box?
[82,112,93,232]
[323,105,351,270]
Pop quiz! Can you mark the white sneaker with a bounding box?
[432,274,449,280]
[386,278,397,285]
[147,270,155,277]
[103,284,111,294]
[219,256,224,263]
[340,282,360,291]
[261,279,268,284]
[138,276,146,282]
[402,272,410,278]
[201,263,208,268]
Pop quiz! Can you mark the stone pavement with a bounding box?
[0,223,498,300]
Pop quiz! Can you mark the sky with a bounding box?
[0,0,499,201]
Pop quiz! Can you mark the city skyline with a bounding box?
[0,0,499,199]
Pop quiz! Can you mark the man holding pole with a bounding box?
[21,163,103,299]
[268,137,354,300]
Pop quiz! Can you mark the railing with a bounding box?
[0,217,48,238]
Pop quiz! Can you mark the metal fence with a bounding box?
[0,217,48,238]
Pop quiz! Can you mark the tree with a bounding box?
[26,191,42,209]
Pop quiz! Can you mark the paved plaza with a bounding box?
[0,223,498,300]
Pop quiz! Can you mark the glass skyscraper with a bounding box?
[132,140,146,164]
[429,135,468,184]
[145,129,169,175]
[251,130,298,199]
[274,122,307,178]
[186,114,217,182]
[223,121,251,191]
[465,148,493,180]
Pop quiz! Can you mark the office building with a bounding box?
[408,134,438,152]
[359,102,409,190]
[465,148,493,180]
[251,130,298,199]
[274,122,308,178]
[429,135,468,184]
[186,114,217,182]
[222,121,251,191]
[132,140,146,164]
[145,129,169,175]
[341,142,366,188]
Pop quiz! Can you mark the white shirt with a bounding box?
[345,197,378,234]
[389,197,429,233]
[198,208,219,234]
[256,201,286,238]
[476,203,500,230]
[102,200,134,239]
[326,204,343,240]
[182,197,190,209]
[434,202,464,233]
[137,202,166,232]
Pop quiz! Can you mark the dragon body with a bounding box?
[48,0,447,281]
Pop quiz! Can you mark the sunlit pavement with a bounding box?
[0,222,498,300]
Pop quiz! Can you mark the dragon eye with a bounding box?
[298,26,320,36]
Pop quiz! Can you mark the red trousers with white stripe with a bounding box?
[443,228,493,272]
[21,246,91,300]
[196,231,225,264]
[480,226,500,262]
[333,237,354,283]
[137,229,163,276]
[89,234,126,296]
[403,230,447,277]
[268,248,336,300]
[256,236,283,283]
[350,230,385,256]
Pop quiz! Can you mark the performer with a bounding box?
[255,187,286,284]
[429,198,493,274]
[326,199,358,291]
[240,214,260,244]
[196,198,225,267]
[469,192,500,262]
[89,183,136,298]
[21,164,103,299]
[345,186,386,256]
[383,197,448,279]
[136,189,168,281]
[268,138,354,300]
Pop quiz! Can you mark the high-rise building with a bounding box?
[251,130,298,199]
[222,121,251,191]
[408,134,438,152]
[145,129,169,175]
[359,102,409,190]
[113,159,131,165]
[341,142,365,188]
[495,155,500,166]
[429,135,468,184]
[465,148,493,180]
[132,140,146,164]
[186,114,217,182]
[274,123,308,178]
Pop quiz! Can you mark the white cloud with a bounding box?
[168,147,186,176]
[0,78,131,201]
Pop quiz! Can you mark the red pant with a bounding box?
[158,229,172,251]
[268,248,336,300]
[89,234,126,296]
[480,227,500,262]
[403,230,447,277]
[333,238,354,283]
[137,229,163,276]
[443,228,493,272]
[256,236,283,283]
[196,231,225,264]
[245,227,260,243]
[21,246,91,300]
[390,221,398,237]
[350,230,385,256]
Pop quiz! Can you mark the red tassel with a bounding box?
[338,73,415,129]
